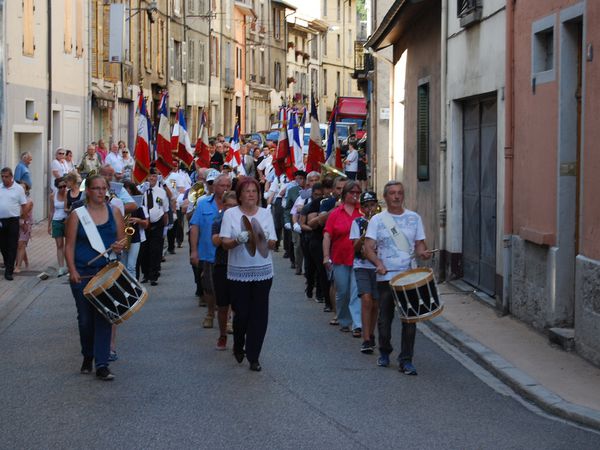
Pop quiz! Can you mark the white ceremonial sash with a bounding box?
[75,206,107,256]
[380,211,411,253]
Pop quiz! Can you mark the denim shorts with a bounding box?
[354,268,378,299]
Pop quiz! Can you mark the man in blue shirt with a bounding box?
[190,173,231,329]
[14,152,33,189]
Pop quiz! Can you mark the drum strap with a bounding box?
[75,206,109,257]
[380,212,411,254]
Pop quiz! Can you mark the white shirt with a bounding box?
[0,182,27,218]
[257,155,273,174]
[345,149,358,172]
[219,206,276,282]
[350,218,376,270]
[143,185,169,223]
[365,210,426,281]
[105,152,124,174]
[50,159,69,187]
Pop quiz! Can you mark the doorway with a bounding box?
[462,96,498,296]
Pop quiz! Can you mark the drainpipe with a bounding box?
[47,0,53,191]
[439,0,448,281]
[502,0,516,315]
[86,0,92,146]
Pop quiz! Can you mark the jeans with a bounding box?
[332,264,362,329]
[230,278,272,364]
[71,275,112,369]
[377,281,416,363]
[121,242,140,277]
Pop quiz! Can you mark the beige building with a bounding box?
[3,0,88,220]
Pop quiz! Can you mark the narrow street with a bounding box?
[0,245,598,449]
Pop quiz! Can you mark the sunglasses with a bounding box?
[58,152,65,156]
[58,185,67,189]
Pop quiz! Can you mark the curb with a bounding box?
[423,316,600,431]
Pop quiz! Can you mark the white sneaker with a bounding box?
[57,267,68,277]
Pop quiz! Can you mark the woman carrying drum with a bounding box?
[65,175,125,381]
[219,177,277,372]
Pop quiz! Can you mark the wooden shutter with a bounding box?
[64,0,73,53]
[417,83,430,181]
[188,40,196,82]
[76,0,84,57]
[169,37,175,80]
[199,42,205,83]
[23,0,35,56]
[182,40,188,83]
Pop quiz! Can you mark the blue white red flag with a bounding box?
[306,96,324,172]
[133,94,151,183]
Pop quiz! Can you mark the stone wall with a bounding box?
[575,256,600,367]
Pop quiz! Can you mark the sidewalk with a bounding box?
[425,281,600,430]
[0,220,59,328]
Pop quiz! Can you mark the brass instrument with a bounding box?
[187,182,205,207]
[320,163,346,179]
[123,214,136,250]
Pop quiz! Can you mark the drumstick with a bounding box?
[86,238,127,266]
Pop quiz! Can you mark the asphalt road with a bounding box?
[1,246,599,449]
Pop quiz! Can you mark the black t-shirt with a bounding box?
[304,199,324,242]
[210,152,224,169]
[212,217,228,266]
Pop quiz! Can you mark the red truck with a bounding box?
[336,96,367,139]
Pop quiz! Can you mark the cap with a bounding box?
[360,191,378,204]
[206,168,220,182]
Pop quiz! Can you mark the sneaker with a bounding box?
[216,335,227,351]
[377,354,390,367]
[226,321,234,334]
[108,351,118,362]
[57,267,68,277]
[315,297,325,304]
[96,366,115,381]
[399,361,418,376]
[352,328,362,338]
[360,340,374,354]
[80,357,93,374]
[339,326,351,332]
[202,316,214,328]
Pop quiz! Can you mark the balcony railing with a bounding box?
[352,40,373,80]
[250,74,256,82]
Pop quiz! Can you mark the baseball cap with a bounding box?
[206,168,220,182]
[360,191,378,204]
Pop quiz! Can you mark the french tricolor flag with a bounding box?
[225,122,246,175]
[306,96,324,173]
[195,111,211,168]
[172,108,194,168]
[288,110,304,170]
[155,92,174,177]
[325,108,343,169]
[133,94,151,184]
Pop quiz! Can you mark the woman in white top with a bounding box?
[121,146,134,181]
[50,148,69,191]
[343,142,359,181]
[220,177,277,372]
[48,177,69,276]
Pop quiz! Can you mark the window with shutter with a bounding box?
[64,0,73,54]
[182,41,188,83]
[189,40,196,82]
[323,69,327,95]
[76,0,84,58]
[188,0,195,14]
[198,42,206,83]
[144,13,151,72]
[158,19,165,76]
[417,83,430,181]
[150,21,155,71]
[23,0,35,56]
[91,1,100,76]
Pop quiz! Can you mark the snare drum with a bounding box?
[83,261,148,324]
[389,268,443,323]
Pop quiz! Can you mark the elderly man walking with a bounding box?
[14,152,33,189]
[0,168,28,280]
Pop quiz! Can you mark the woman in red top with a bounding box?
[323,180,363,334]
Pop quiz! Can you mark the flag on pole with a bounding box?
[155,92,175,177]
[306,96,325,173]
[225,122,246,175]
[325,108,343,169]
[173,108,194,168]
[289,109,304,170]
[195,111,211,168]
[133,95,151,184]
[274,107,295,179]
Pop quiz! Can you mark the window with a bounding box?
[250,48,256,80]
[236,46,243,79]
[348,30,352,57]
[210,36,219,76]
[274,61,281,90]
[337,0,341,21]
[311,68,318,96]
[311,37,318,59]
[76,0,84,58]
[531,15,556,85]
[198,41,206,83]
[457,0,482,27]
[323,34,328,56]
[323,0,327,17]
[144,13,151,71]
[336,71,340,95]
[336,34,341,58]
[188,0,196,14]
[158,19,166,76]
[323,69,327,95]
[273,8,281,40]
[260,50,265,80]
[174,40,182,81]
[417,83,430,181]
[173,0,182,16]
[23,0,35,56]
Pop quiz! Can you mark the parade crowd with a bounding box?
[0,132,432,381]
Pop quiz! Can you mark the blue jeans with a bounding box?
[70,276,112,369]
[332,264,362,329]
[121,242,140,277]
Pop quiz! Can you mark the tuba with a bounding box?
[320,163,346,179]
[187,182,205,207]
